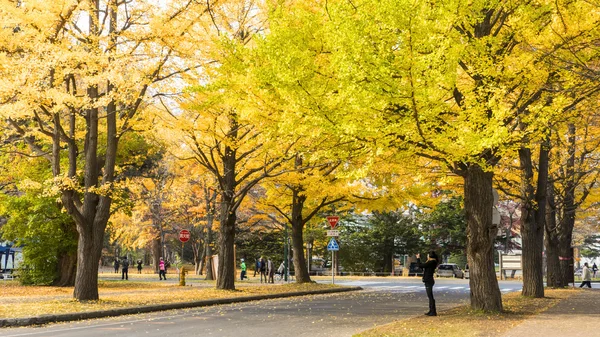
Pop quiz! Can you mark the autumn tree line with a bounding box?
[0,0,599,312]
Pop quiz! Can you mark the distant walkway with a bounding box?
[503,289,600,337]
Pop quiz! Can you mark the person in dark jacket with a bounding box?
[416,251,439,316]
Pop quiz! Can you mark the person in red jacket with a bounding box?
[416,251,439,316]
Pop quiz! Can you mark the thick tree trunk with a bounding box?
[216,139,236,290]
[558,219,574,287]
[545,179,561,287]
[216,207,235,289]
[518,143,547,298]
[52,220,78,287]
[72,219,106,301]
[53,251,77,287]
[463,165,502,312]
[558,123,576,287]
[291,191,311,283]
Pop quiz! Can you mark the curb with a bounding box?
[0,286,362,328]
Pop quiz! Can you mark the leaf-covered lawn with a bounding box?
[355,288,578,337]
[0,281,338,319]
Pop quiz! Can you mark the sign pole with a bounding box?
[326,216,340,285]
[332,250,335,285]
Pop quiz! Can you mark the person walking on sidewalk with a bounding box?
[593,263,598,278]
[416,251,439,316]
[159,257,167,280]
[580,262,592,288]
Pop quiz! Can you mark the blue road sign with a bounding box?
[327,238,339,251]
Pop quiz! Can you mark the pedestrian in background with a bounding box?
[114,258,120,273]
[121,257,129,280]
[254,258,260,277]
[240,258,247,280]
[593,263,598,278]
[416,251,439,316]
[137,260,143,274]
[159,257,167,280]
[580,262,592,288]
[259,257,267,283]
[267,258,275,283]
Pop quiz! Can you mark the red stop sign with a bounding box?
[179,229,190,242]
[327,216,339,229]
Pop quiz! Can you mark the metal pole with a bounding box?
[331,250,335,285]
[179,242,184,282]
[284,224,288,282]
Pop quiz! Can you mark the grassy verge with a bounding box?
[0,280,338,319]
[355,288,579,337]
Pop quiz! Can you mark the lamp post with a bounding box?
[306,242,312,274]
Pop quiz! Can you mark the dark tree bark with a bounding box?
[152,237,161,273]
[53,251,77,287]
[216,198,236,289]
[52,219,78,287]
[545,179,561,287]
[518,140,548,298]
[291,190,310,283]
[462,165,503,311]
[558,123,577,287]
[216,137,237,290]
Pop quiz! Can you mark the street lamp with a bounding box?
[306,242,312,274]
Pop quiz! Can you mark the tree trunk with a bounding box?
[558,123,576,287]
[463,165,502,312]
[72,219,106,301]
[53,250,77,287]
[291,190,311,283]
[216,140,236,290]
[216,206,235,289]
[518,142,547,298]
[152,237,161,273]
[545,178,561,287]
[558,218,575,287]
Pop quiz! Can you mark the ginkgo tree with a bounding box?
[0,0,213,300]
[256,0,600,311]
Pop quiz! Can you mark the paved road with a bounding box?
[0,278,523,337]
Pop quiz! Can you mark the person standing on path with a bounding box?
[267,258,275,283]
[121,257,129,280]
[416,251,439,316]
[114,258,120,273]
[254,258,260,277]
[259,257,267,283]
[580,262,592,288]
[593,263,598,278]
[159,257,167,280]
[137,260,143,274]
[240,259,247,280]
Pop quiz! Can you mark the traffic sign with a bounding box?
[179,229,191,243]
[327,216,339,229]
[327,238,339,251]
[327,230,340,237]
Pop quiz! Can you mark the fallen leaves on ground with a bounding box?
[355,288,579,337]
[0,281,338,319]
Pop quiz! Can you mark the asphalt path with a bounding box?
[0,278,523,337]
